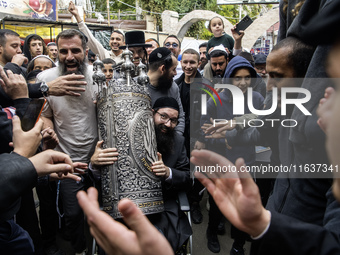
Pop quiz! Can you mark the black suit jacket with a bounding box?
[149,132,192,252]
[0,152,37,221]
[251,211,340,255]
[161,132,191,201]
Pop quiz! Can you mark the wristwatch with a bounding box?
[40,81,49,97]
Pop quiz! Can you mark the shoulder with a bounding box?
[252,90,263,98]
[223,34,233,40]
[174,132,185,145]
[37,67,58,81]
[175,73,185,86]
[87,64,94,74]
[252,91,264,104]
[170,82,180,93]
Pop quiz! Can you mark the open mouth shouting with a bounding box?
[65,59,80,72]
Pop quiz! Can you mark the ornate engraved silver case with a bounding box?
[93,49,164,218]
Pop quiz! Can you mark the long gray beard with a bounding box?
[57,61,94,99]
[58,58,88,77]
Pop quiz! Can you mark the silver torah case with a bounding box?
[93,50,164,219]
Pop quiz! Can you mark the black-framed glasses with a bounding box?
[164,42,179,49]
[156,112,179,125]
[255,65,266,71]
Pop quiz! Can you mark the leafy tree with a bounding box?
[188,4,272,39]
[90,0,136,20]
[88,0,272,39]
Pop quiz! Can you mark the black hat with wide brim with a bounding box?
[119,31,152,49]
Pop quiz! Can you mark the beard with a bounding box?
[199,60,207,70]
[4,51,14,64]
[157,70,174,91]
[58,56,88,76]
[157,72,173,91]
[155,123,175,155]
[212,69,223,78]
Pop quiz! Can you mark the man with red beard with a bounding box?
[38,29,98,254]
[147,47,185,135]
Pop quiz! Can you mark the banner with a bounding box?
[5,25,62,40]
[0,0,56,20]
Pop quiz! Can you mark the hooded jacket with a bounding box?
[23,34,47,63]
[223,55,257,82]
[202,56,264,165]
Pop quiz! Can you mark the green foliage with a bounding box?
[141,0,196,30]
[185,21,205,39]
[90,0,137,20]
[89,0,272,39]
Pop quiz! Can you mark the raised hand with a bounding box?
[77,187,174,255]
[29,149,74,177]
[0,66,28,100]
[12,116,43,158]
[317,86,335,133]
[191,149,270,237]
[68,1,82,23]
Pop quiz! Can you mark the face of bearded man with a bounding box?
[0,35,22,65]
[156,55,177,91]
[154,122,175,155]
[157,68,174,91]
[58,54,87,76]
[57,35,88,76]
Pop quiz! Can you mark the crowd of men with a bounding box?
[1,0,340,255]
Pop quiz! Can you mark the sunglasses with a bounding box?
[164,42,179,48]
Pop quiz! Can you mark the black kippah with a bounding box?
[253,54,267,64]
[153,97,179,112]
[149,47,171,64]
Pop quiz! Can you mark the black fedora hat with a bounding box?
[119,31,152,49]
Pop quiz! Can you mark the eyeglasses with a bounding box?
[156,112,179,125]
[255,65,266,71]
[164,42,179,49]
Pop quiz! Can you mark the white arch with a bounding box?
[242,7,280,49]
[170,8,279,50]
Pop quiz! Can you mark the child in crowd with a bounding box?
[206,16,234,55]
[102,58,116,84]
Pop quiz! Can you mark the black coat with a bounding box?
[0,62,42,109]
[0,101,31,154]
[251,210,340,255]
[148,132,192,252]
[0,152,37,221]
[175,71,212,155]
